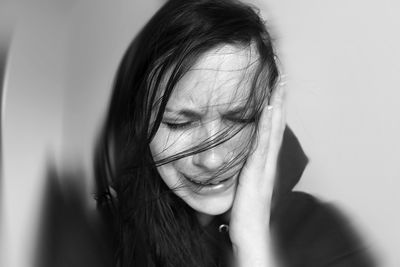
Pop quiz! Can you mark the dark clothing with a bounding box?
[36,126,375,267]
[203,126,375,267]
[272,192,375,267]
[205,191,375,267]
[273,127,375,266]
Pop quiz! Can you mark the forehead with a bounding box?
[167,44,259,111]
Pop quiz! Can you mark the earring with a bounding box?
[218,224,229,233]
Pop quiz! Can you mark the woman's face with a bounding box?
[150,45,259,216]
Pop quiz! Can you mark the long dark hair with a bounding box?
[95,0,279,266]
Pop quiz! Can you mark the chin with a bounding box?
[183,189,236,216]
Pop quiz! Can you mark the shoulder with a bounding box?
[271,192,376,267]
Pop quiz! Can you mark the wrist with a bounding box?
[232,231,276,267]
[230,223,269,248]
[233,241,272,267]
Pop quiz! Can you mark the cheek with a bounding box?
[150,131,184,187]
[154,163,179,188]
[225,126,254,157]
[149,127,191,161]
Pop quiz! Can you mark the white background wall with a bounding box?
[1,0,399,266]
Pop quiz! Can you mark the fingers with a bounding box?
[230,83,287,237]
[252,101,274,159]
[249,83,286,168]
[229,83,287,246]
[263,84,286,180]
[267,83,286,161]
[240,82,286,197]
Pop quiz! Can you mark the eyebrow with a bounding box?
[164,107,203,119]
[164,105,251,118]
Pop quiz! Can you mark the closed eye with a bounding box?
[163,121,194,130]
[225,116,256,124]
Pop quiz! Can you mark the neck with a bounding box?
[196,209,232,226]
[196,212,214,226]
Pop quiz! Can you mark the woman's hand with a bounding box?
[229,84,286,267]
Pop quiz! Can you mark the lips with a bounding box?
[185,175,231,186]
[180,173,237,195]
[182,173,235,186]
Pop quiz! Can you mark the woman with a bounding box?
[95,0,375,266]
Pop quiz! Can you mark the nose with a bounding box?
[192,146,228,171]
[192,121,229,172]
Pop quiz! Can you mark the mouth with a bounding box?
[184,176,232,186]
[181,173,237,195]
